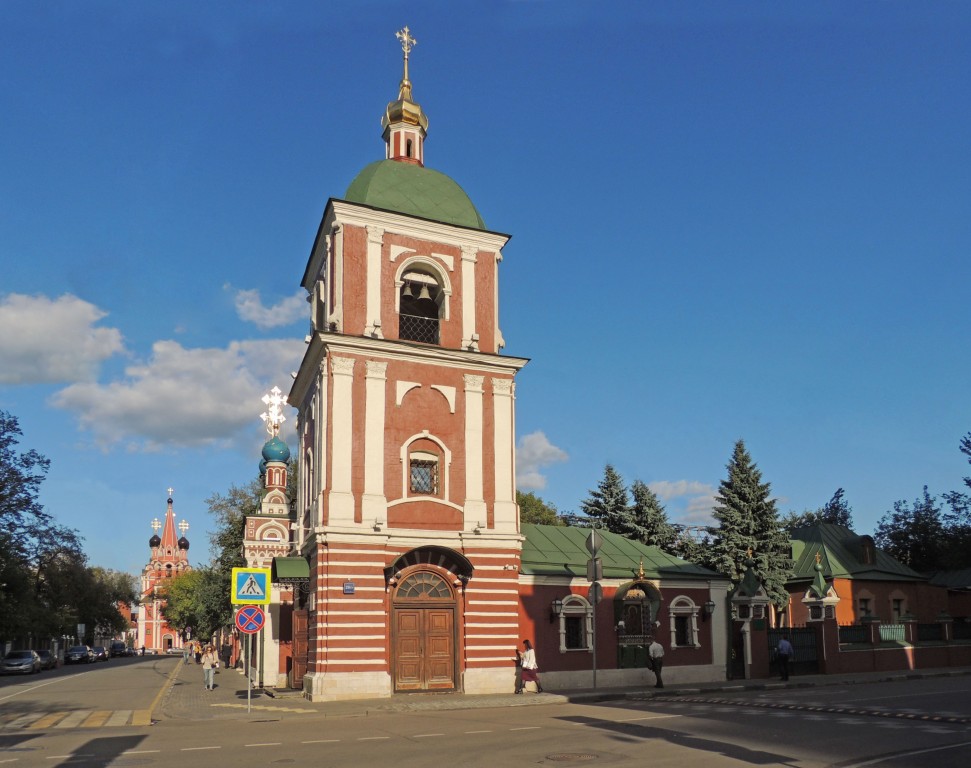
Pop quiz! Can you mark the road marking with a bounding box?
[244,743,282,747]
[842,740,971,768]
[81,710,112,728]
[131,709,152,726]
[0,676,78,704]
[106,710,132,727]
[181,746,221,751]
[615,715,680,722]
[27,712,68,730]
[301,739,340,744]
[121,751,160,755]
[414,733,444,738]
[54,711,91,728]
[357,736,390,741]
[464,730,493,734]
[510,726,541,731]
[148,658,182,721]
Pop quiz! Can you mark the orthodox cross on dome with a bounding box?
[167,487,174,498]
[178,520,190,536]
[151,518,162,533]
[395,26,417,86]
[260,386,287,437]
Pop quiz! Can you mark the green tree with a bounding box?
[580,465,643,540]
[874,486,945,573]
[782,488,854,533]
[161,568,228,642]
[205,480,260,631]
[709,440,791,609]
[630,480,677,550]
[517,491,563,526]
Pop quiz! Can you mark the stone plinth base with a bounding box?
[303,671,392,702]
[463,666,516,694]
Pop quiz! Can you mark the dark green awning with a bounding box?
[272,556,310,583]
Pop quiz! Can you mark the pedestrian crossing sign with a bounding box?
[231,567,272,605]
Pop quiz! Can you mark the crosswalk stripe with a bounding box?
[27,712,68,729]
[55,710,91,728]
[81,710,113,727]
[106,710,132,727]
[1,709,153,730]
[131,709,152,726]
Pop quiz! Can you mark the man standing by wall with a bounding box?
[648,638,665,689]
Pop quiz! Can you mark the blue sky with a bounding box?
[1,2,969,575]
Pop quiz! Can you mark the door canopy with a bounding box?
[385,545,474,587]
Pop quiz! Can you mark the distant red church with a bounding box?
[137,491,191,652]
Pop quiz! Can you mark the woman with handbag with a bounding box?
[519,639,543,693]
[201,645,219,690]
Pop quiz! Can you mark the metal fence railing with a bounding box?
[839,624,868,644]
[917,623,943,642]
[879,623,905,643]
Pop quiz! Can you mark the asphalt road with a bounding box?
[2,659,970,768]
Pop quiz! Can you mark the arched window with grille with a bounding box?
[399,270,441,344]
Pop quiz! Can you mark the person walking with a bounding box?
[182,643,190,665]
[519,639,543,693]
[648,637,665,688]
[776,636,794,681]
[514,646,524,694]
[201,644,219,690]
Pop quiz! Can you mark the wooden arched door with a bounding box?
[392,570,457,692]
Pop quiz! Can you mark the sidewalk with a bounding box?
[157,659,971,723]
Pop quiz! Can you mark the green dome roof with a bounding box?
[345,160,485,230]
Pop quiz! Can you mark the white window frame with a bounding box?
[556,595,594,653]
[668,596,701,649]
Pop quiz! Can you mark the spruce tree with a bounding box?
[630,480,677,550]
[580,465,642,540]
[710,440,791,609]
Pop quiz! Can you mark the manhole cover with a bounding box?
[546,754,598,762]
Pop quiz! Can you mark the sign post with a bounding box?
[585,529,602,688]
[235,605,265,713]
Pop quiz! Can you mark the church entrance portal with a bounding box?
[392,571,457,692]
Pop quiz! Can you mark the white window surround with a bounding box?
[399,433,451,500]
[668,596,701,649]
[556,595,594,654]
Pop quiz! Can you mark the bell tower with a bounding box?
[289,27,527,701]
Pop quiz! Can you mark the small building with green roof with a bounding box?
[786,523,948,625]
[518,524,730,689]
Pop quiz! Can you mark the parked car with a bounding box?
[109,641,128,657]
[92,646,109,662]
[1,650,42,675]
[35,650,57,670]
[65,645,95,664]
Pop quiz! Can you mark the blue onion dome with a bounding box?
[149,534,161,547]
[262,435,291,463]
[178,536,190,550]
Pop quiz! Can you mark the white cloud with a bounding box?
[51,338,305,449]
[231,287,307,329]
[649,479,718,527]
[516,431,568,490]
[0,293,125,385]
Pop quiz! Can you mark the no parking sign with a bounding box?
[235,605,265,634]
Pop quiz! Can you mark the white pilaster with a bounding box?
[328,356,356,524]
[463,374,486,527]
[329,225,344,332]
[461,245,478,350]
[492,377,516,528]
[365,226,384,337]
[363,361,388,522]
